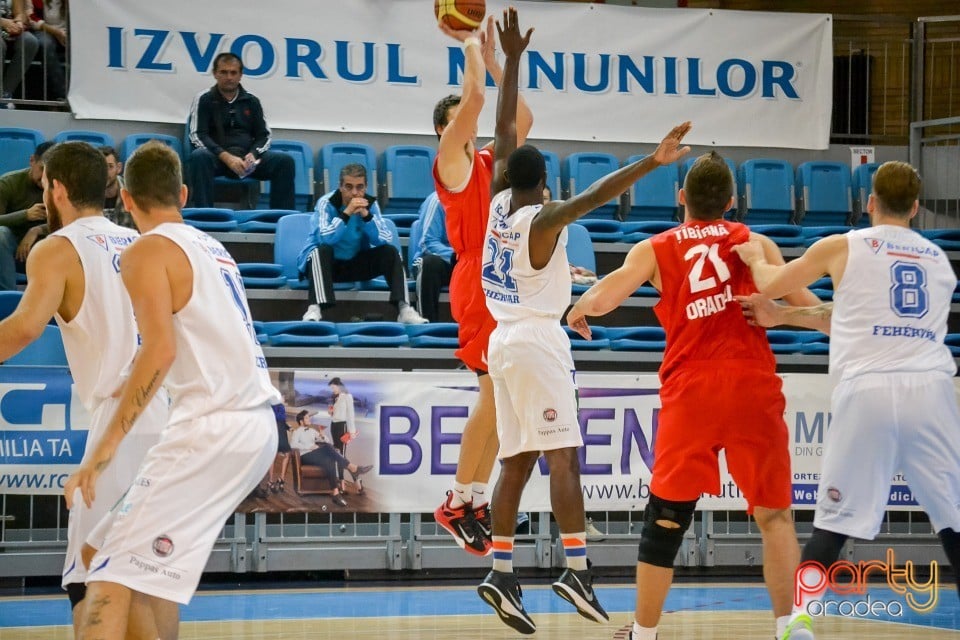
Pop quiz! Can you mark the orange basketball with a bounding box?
[434,0,486,31]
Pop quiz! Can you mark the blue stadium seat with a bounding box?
[920,229,960,252]
[765,330,803,354]
[181,208,238,232]
[336,322,410,347]
[852,162,880,224]
[576,219,623,243]
[318,143,377,194]
[0,127,44,175]
[625,157,678,222]
[620,220,678,244]
[382,213,420,238]
[566,223,595,294]
[260,321,339,347]
[274,213,313,289]
[0,291,23,321]
[739,159,795,225]
[540,149,562,199]
[5,325,67,366]
[563,152,620,219]
[796,162,852,226]
[748,224,805,248]
[236,209,298,233]
[53,130,115,147]
[801,225,850,246]
[607,326,667,351]
[564,325,610,350]
[808,277,834,301]
[238,263,285,289]
[120,134,182,162]
[406,323,459,348]
[945,334,960,357]
[380,145,436,217]
[259,139,315,211]
[799,331,830,355]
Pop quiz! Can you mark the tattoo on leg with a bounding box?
[82,594,110,635]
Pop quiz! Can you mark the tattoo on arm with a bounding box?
[94,458,112,473]
[789,302,833,320]
[133,369,161,409]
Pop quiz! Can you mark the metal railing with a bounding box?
[909,115,960,229]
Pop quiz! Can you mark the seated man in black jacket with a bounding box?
[186,52,295,209]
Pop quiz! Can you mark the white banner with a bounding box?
[68,1,833,149]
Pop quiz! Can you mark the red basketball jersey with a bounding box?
[651,219,775,382]
[432,147,493,258]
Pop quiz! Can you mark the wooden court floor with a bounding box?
[1,583,957,639]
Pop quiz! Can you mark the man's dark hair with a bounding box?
[682,152,733,220]
[872,161,921,217]
[43,142,107,210]
[213,52,243,73]
[296,410,309,424]
[124,141,183,210]
[32,140,54,161]
[98,145,118,161]
[506,145,546,191]
[432,94,461,138]
[339,163,367,184]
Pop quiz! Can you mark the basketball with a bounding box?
[434,0,485,31]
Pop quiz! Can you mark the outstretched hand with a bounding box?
[731,239,765,267]
[438,20,478,43]
[653,121,693,165]
[496,7,533,58]
[735,293,784,328]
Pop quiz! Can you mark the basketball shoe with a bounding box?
[779,612,815,640]
[434,491,491,556]
[477,569,536,635]
[551,566,609,623]
[612,624,655,639]
[473,502,492,539]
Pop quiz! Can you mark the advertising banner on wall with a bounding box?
[69,0,833,148]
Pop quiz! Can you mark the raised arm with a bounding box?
[480,16,534,147]
[529,122,691,261]
[435,23,487,190]
[490,8,533,196]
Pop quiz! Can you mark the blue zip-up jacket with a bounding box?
[297,189,395,273]
[410,192,454,273]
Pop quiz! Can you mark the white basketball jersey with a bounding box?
[145,223,280,424]
[52,217,140,409]
[831,225,957,380]
[482,189,571,323]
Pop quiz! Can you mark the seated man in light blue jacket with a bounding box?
[297,163,426,324]
[410,192,455,323]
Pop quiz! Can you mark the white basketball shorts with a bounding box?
[815,371,960,539]
[489,317,583,459]
[62,391,168,588]
[86,404,277,604]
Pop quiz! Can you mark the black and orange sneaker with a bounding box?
[473,502,492,540]
[434,491,490,556]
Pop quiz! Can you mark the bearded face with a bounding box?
[42,171,64,233]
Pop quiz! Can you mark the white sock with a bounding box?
[776,614,790,639]
[472,482,488,505]
[632,622,657,640]
[450,482,471,508]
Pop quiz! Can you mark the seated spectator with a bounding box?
[99,145,135,229]
[0,140,51,289]
[297,164,427,324]
[27,0,65,101]
[289,410,372,507]
[0,0,38,107]
[410,192,454,323]
[187,52,295,210]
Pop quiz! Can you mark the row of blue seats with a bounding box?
[0,127,879,225]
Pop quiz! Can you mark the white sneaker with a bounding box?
[302,304,322,322]
[780,612,815,640]
[397,305,428,324]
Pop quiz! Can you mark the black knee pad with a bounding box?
[938,527,960,593]
[66,582,87,609]
[637,494,697,568]
[801,527,848,566]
